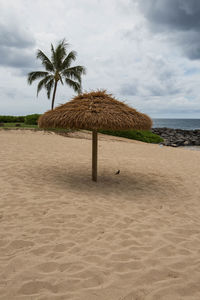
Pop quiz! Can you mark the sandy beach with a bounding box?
[0,129,200,300]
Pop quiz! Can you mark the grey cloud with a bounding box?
[120,80,179,98]
[147,85,167,97]
[147,83,179,97]
[138,0,200,31]
[0,22,36,69]
[153,106,200,115]
[176,31,200,60]
[120,83,138,96]
[119,55,181,98]
[138,0,200,59]
[0,22,34,48]
[0,46,36,69]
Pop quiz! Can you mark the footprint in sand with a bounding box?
[53,242,75,252]
[119,288,148,300]
[113,260,144,273]
[0,239,9,247]
[18,280,57,295]
[38,228,59,235]
[37,262,59,273]
[75,270,106,289]
[31,245,52,256]
[59,262,85,273]
[145,282,200,300]
[8,240,34,250]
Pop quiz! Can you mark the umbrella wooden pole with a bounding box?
[92,130,98,181]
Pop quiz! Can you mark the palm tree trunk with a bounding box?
[51,80,58,110]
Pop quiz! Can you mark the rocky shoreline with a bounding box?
[151,128,200,147]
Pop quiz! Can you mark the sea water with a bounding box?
[153,119,200,130]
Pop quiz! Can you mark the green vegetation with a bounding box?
[27,39,86,110]
[0,115,25,123]
[24,114,41,125]
[98,129,163,144]
[0,115,162,144]
[1,123,38,128]
[0,122,72,133]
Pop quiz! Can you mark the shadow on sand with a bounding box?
[25,163,182,202]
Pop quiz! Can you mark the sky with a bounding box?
[1,0,200,118]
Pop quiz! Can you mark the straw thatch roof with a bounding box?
[38,90,152,130]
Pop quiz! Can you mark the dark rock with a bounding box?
[151,127,200,148]
[175,140,185,146]
[0,123,4,127]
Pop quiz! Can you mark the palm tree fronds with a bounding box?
[46,79,54,99]
[62,66,86,83]
[37,75,54,96]
[27,71,49,85]
[58,74,64,85]
[65,78,81,94]
[51,39,69,70]
[50,43,55,67]
[56,39,68,61]
[61,50,77,69]
[36,50,54,72]
[66,65,86,75]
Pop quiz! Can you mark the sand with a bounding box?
[0,129,200,300]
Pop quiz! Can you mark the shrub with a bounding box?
[0,115,25,123]
[24,114,41,125]
[98,129,163,144]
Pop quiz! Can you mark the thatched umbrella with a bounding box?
[38,90,152,181]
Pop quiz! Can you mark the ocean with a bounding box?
[153,119,200,130]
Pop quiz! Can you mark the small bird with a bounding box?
[115,170,120,175]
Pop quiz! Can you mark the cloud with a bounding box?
[1,0,200,118]
[119,54,181,98]
[0,21,36,69]
[138,0,200,59]
[0,22,34,48]
[120,82,139,96]
[138,0,200,31]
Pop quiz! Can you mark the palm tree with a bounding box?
[27,39,86,110]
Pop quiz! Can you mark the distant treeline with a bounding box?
[0,115,163,144]
[0,115,25,123]
[0,114,41,125]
